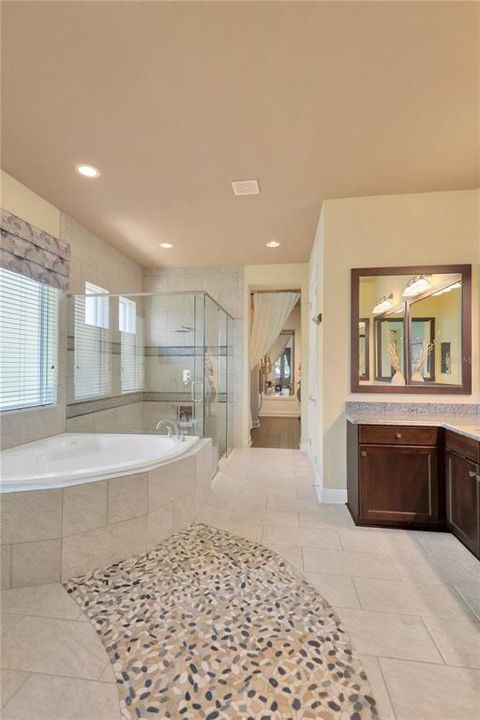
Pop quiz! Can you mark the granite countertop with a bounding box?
[346,409,480,442]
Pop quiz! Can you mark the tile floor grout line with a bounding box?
[374,655,399,720]
[1,669,31,711]
[350,575,364,610]
[418,615,450,667]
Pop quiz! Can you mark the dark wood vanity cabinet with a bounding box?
[347,422,444,529]
[445,431,480,559]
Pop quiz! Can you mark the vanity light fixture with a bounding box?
[266,241,280,248]
[402,274,431,298]
[75,163,101,178]
[159,243,173,249]
[372,294,394,315]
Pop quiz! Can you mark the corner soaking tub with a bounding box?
[0,433,213,588]
[1,433,200,492]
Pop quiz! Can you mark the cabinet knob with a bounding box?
[395,432,402,439]
[468,470,476,478]
[361,450,367,457]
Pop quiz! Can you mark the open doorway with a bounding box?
[249,291,302,449]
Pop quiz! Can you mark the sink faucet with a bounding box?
[155,419,186,442]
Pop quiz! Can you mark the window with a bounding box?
[0,267,58,412]
[119,296,136,334]
[119,296,144,393]
[74,282,111,400]
[84,282,109,328]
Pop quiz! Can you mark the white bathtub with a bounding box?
[0,433,200,492]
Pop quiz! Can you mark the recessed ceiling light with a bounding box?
[75,163,101,178]
[231,179,260,196]
[159,242,173,249]
[266,241,280,248]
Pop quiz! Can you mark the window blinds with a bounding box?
[0,267,59,411]
[73,294,112,400]
[119,297,144,393]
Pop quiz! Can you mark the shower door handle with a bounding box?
[191,380,203,403]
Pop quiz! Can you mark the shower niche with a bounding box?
[66,291,235,460]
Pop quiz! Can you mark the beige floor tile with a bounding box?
[303,547,399,580]
[393,554,480,587]
[455,583,480,621]
[231,507,300,527]
[0,615,23,638]
[295,487,319,502]
[99,662,117,684]
[335,607,443,662]
[0,670,29,708]
[300,506,356,530]
[266,496,320,513]
[358,655,396,720]
[212,521,263,543]
[414,530,477,562]
[1,583,82,620]
[264,543,304,571]
[423,616,480,668]
[262,525,341,550]
[304,573,361,609]
[380,658,480,720]
[2,674,121,720]
[354,577,473,619]
[339,528,425,558]
[1,616,108,679]
[197,504,233,525]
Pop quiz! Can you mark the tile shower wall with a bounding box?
[1,214,144,450]
[144,267,244,447]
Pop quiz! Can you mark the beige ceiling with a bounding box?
[2,1,479,268]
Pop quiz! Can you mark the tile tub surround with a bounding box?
[64,523,378,720]
[345,401,480,442]
[0,439,214,589]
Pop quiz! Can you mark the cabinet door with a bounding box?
[446,452,479,558]
[360,445,439,525]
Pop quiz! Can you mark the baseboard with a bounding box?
[316,487,348,504]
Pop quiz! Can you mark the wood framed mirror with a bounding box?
[351,264,472,394]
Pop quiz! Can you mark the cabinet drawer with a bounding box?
[445,431,480,463]
[359,425,438,447]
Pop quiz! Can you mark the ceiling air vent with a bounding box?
[231,179,260,196]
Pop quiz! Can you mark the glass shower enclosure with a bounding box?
[66,291,234,461]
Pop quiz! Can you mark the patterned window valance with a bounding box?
[0,208,70,290]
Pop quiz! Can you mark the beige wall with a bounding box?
[242,263,309,447]
[1,170,60,237]
[310,188,480,491]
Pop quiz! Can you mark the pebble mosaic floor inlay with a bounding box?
[64,523,378,720]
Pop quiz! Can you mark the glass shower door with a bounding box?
[203,295,227,462]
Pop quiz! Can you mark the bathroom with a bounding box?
[1,3,480,720]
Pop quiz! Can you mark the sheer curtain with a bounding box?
[249,292,299,370]
[268,332,291,366]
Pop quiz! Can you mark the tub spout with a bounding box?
[155,419,179,440]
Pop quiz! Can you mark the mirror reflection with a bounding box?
[356,271,464,388]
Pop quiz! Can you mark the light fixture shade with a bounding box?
[402,274,431,297]
[372,294,394,315]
